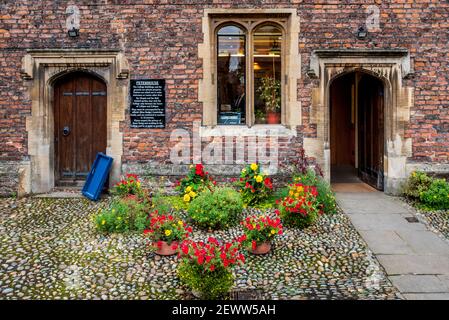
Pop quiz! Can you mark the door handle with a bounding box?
[63,126,70,136]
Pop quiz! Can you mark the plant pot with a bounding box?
[266,112,280,124]
[250,242,271,255]
[155,241,178,256]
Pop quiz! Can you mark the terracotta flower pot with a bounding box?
[266,112,280,124]
[155,241,178,256]
[250,242,271,255]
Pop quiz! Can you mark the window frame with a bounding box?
[213,19,287,127]
[216,23,248,126]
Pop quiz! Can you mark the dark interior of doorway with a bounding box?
[330,71,385,191]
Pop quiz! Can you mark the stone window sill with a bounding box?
[199,124,297,137]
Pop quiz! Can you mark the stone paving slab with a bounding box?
[377,254,449,275]
[358,231,414,255]
[347,213,427,231]
[389,275,449,293]
[395,230,449,255]
[402,293,449,300]
[336,190,449,300]
[337,194,409,215]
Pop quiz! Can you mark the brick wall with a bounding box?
[0,0,448,193]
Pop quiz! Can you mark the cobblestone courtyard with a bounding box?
[0,196,401,300]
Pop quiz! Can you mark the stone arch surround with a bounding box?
[305,49,414,194]
[20,49,129,195]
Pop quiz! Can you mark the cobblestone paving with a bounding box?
[401,199,449,242]
[0,197,401,300]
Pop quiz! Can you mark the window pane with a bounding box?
[254,25,282,125]
[217,25,246,125]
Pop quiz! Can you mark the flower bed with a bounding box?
[0,197,400,300]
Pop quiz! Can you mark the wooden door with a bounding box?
[54,73,107,185]
[357,74,384,190]
[330,73,356,167]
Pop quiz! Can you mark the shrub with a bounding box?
[95,198,149,233]
[419,178,449,210]
[403,171,433,200]
[240,215,283,250]
[143,211,192,250]
[177,237,244,299]
[176,164,216,203]
[112,173,148,200]
[294,169,337,214]
[277,183,321,229]
[151,194,189,214]
[188,188,243,230]
[235,163,273,206]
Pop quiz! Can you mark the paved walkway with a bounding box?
[336,190,449,300]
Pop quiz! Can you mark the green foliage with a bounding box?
[240,215,283,249]
[402,171,433,200]
[112,173,145,198]
[419,178,449,211]
[176,164,216,203]
[235,163,273,207]
[293,169,337,214]
[177,261,234,300]
[188,188,243,230]
[277,183,321,229]
[256,75,281,113]
[94,198,149,233]
[152,194,189,213]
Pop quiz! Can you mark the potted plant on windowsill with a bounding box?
[240,214,283,255]
[144,211,193,256]
[257,75,281,124]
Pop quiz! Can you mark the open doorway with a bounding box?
[330,71,385,191]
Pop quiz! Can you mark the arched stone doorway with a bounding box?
[20,50,129,195]
[53,72,107,186]
[330,71,385,191]
[304,49,414,195]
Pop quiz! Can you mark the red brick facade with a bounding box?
[0,1,448,195]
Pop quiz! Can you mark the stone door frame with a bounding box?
[305,49,414,194]
[20,49,129,194]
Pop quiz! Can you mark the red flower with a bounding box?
[197,255,204,265]
[252,240,257,250]
[171,243,179,250]
[209,265,215,272]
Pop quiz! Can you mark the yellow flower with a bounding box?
[101,220,106,225]
[289,190,294,196]
[296,186,304,193]
[255,175,263,183]
[185,186,192,193]
[271,229,276,235]
[250,163,258,171]
[189,165,194,169]
[178,220,184,226]
[183,194,191,202]
[189,191,197,198]
[294,193,299,198]
[242,168,246,174]
[164,229,172,236]
[137,181,141,187]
